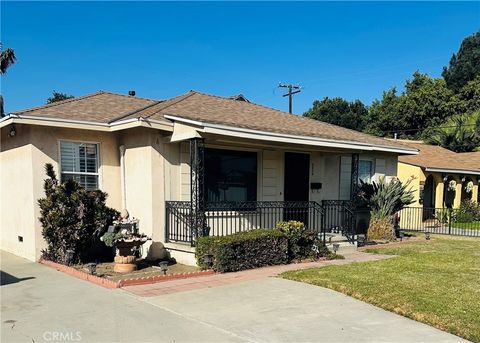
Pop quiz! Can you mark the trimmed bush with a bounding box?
[38,164,119,264]
[195,229,288,272]
[275,221,318,260]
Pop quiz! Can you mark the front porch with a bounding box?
[165,199,357,246]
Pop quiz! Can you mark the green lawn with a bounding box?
[453,221,480,230]
[281,236,480,342]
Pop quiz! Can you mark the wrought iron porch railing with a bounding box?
[322,200,356,243]
[165,200,358,246]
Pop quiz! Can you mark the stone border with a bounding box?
[40,259,120,289]
[117,270,215,287]
[39,259,215,289]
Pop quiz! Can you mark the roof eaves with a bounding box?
[164,114,419,154]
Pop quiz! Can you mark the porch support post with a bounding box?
[190,138,206,244]
[350,153,359,203]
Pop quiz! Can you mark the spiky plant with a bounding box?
[359,176,415,241]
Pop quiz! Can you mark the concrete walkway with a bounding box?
[1,251,467,343]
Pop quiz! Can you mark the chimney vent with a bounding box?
[128,90,136,96]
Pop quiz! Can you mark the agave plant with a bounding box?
[359,176,415,241]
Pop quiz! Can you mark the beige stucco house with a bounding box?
[0,91,417,263]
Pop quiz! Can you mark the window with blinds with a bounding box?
[60,141,99,191]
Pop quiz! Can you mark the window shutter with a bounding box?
[60,141,77,172]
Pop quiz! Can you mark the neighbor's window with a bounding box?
[205,148,257,202]
[358,160,373,183]
[60,141,99,191]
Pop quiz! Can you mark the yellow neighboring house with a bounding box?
[397,140,480,209]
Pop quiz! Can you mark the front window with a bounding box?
[204,148,257,202]
[358,160,373,183]
[60,141,99,191]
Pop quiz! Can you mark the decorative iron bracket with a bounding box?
[350,153,359,204]
[190,138,206,243]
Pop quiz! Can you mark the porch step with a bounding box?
[325,241,357,255]
[163,242,197,267]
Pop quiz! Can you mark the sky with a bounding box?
[1,1,479,114]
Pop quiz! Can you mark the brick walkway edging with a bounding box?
[39,259,215,289]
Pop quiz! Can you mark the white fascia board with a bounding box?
[1,115,111,131]
[1,114,173,132]
[0,116,14,128]
[110,117,173,132]
[425,167,480,176]
[163,115,418,155]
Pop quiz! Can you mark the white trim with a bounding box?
[0,114,173,132]
[425,167,480,176]
[163,115,418,155]
[58,140,102,190]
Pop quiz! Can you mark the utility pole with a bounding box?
[278,83,302,114]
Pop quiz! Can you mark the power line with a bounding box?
[387,123,477,134]
[278,83,302,114]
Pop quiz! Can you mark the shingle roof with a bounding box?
[123,90,413,150]
[11,91,160,123]
[8,89,417,152]
[398,141,480,173]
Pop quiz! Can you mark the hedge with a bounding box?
[195,229,288,272]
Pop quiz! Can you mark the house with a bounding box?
[397,140,480,210]
[0,91,417,264]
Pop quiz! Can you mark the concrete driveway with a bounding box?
[1,251,467,343]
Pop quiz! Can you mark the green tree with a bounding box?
[442,31,480,92]
[0,46,16,74]
[453,76,480,114]
[303,97,368,131]
[365,88,401,137]
[0,45,16,117]
[425,112,480,152]
[366,72,456,138]
[47,91,74,104]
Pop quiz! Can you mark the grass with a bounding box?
[453,221,480,230]
[281,235,480,342]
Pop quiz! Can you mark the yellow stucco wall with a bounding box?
[398,162,478,209]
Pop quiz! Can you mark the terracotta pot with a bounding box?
[114,263,136,273]
[114,255,135,264]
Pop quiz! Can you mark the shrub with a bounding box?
[195,229,288,272]
[275,221,318,260]
[457,200,480,222]
[359,176,415,241]
[38,164,119,264]
[366,218,397,241]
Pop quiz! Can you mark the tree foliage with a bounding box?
[442,32,480,92]
[304,31,480,152]
[47,91,75,104]
[38,164,119,264]
[425,112,480,153]
[0,46,16,74]
[304,97,367,131]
